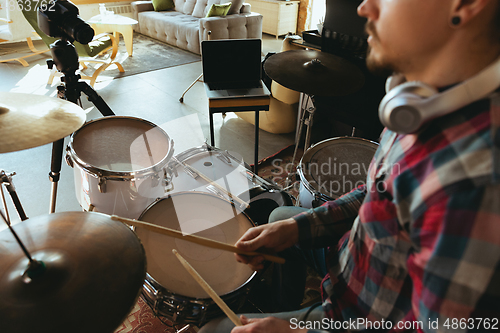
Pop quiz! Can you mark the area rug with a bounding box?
[115,297,199,333]
[256,145,303,202]
[82,33,200,79]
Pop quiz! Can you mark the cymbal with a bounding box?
[264,50,365,96]
[0,92,86,154]
[0,212,146,333]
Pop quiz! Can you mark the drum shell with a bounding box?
[167,145,292,224]
[136,192,257,326]
[298,137,378,208]
[141,272,252,326]
[67,116,174,219]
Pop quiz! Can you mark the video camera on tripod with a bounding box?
[36,0,115,213]
[37,0,94,73]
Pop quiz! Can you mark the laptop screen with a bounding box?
[202,39,262,85]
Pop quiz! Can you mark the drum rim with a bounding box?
[297,136,379,195]
[137,191,257,299]
[67,116,174,179]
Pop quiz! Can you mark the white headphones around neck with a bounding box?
[378,56,500,134]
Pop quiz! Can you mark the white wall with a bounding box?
[77,1,134,20]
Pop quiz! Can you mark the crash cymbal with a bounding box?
[264,50,365,96]
[0,92,86,153]
[0,211,146,333]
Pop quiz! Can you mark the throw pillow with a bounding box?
[152,0,174,12]
[205,2,231,17]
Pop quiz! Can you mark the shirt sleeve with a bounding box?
[293,185,367,249]
[407,183,500,331]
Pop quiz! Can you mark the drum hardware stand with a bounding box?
[46,38,115,214]
[285,94,316,188]
[0,209,45,280]
[179,31,211,103]
[0,170,28,224]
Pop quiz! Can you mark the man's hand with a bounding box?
[231,315,307,333]
[235,218,298,271]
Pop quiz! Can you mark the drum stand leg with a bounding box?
[1,170,28,223]
[286,94,316,187]
[47,41,116,213]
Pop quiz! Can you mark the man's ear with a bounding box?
[449,0,494,26]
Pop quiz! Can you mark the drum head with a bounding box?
[136,192,255,299]
[72,117,171,173]
[300,137,378,199]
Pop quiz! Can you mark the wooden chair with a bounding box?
[19,1,124,86]
[0,1,50,66]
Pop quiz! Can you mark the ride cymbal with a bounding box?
[0,92,86,153]
[0,211,146,333]
[264,50,365,96]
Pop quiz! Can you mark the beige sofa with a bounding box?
[131,0,262,54]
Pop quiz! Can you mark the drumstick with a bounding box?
[173,249,243,327]
[110,215,285,264]
[174,158,250,209]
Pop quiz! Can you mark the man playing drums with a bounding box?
[200,0,500,331]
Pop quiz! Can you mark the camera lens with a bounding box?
[65,19,94,44]
[38,0,94,44]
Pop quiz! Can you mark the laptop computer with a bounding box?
[202,39,270,99]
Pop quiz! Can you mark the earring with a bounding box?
[451,16,461,26]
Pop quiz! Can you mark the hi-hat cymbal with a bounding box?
[0,92,86,153]
[264,50,365,96]
[0,211,146,333]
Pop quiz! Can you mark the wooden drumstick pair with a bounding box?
[111,215,279,327]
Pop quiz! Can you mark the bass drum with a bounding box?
[166,145,293,225]
[297,137,378,208]
[137,192,257,327]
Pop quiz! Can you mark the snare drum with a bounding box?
[298,137,378,208]
[66,116,174,219]
[166,145,293,224]
[137,192,256,326]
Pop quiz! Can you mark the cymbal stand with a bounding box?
[285,94,316,187]
[47,38,115,214]
[0,170,28,225]
[0,208,45,279]
[0,184,9,224]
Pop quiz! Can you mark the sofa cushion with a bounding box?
[138,10,201,53]
[173,0,197,14]
[152,0,174,11]
[192,0,209,18]
[227,0,243,14]
[206,2,231,17]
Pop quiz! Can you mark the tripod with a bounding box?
[47,38,115,213]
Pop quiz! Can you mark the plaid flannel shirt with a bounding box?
[293,91,500,332]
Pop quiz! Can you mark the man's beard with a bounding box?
[364,21,395,78]
[365,45,395,78]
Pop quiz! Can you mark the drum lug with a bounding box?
[151,173,160,187]
[173,302,186,323]
[98,176,107,193]
[65,147,74,168]
[163,169,174,192]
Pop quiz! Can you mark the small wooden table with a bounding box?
[88,14,138,56]
[207,95,270,174]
